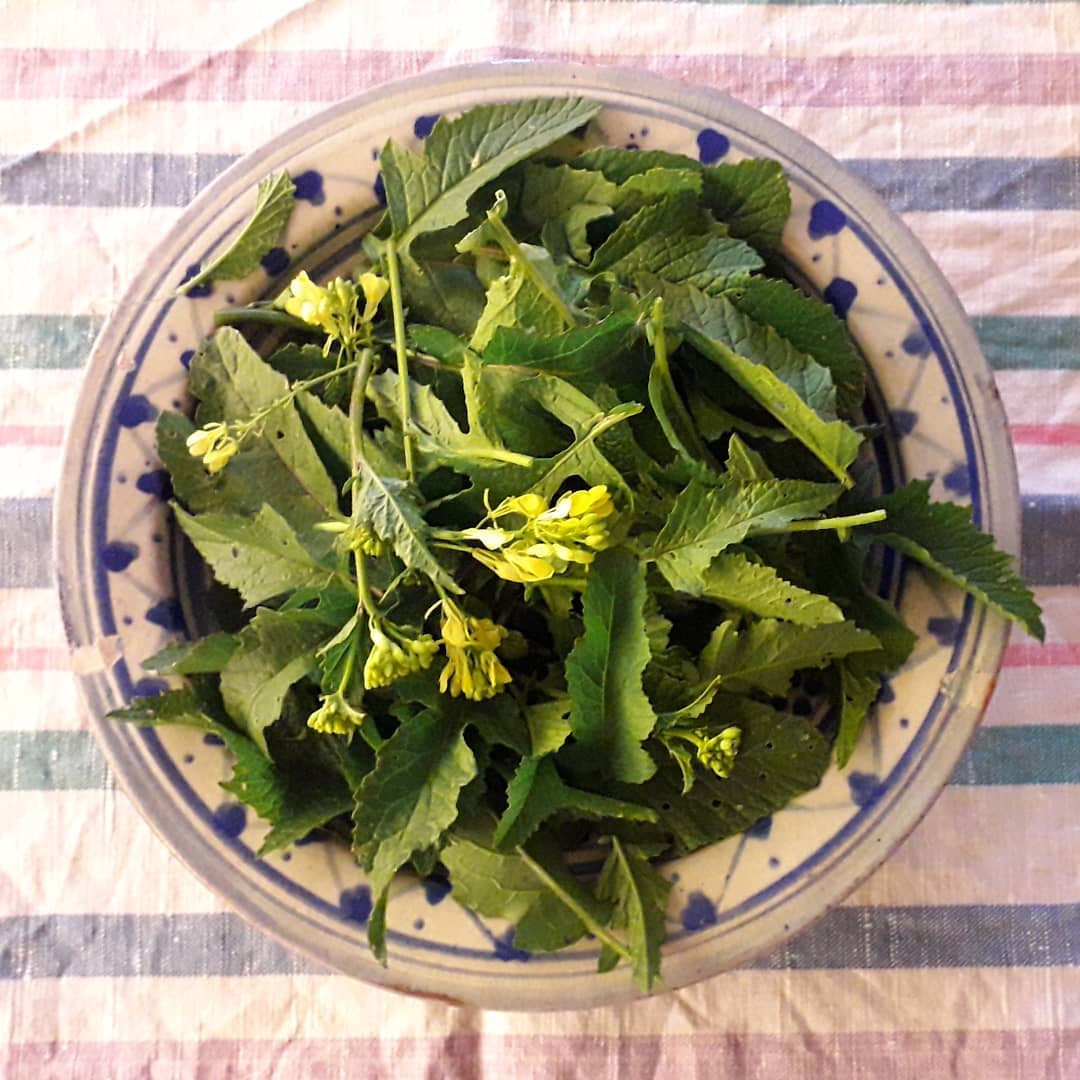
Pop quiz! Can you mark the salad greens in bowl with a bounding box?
[56,63,1040,1009]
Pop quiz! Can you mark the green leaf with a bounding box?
[481,313,640,382]
[651,476,840,594]
[173,504,337,608]
[186,328,341,537]
[625,703,831,852]
[701,158,791,253]
[863,479,1045,640]
[597,838,671,992]
[111,689,355,854]
[696,616,879,697]
[724,276,865,413]
[219,608,332,753]
[440,833,609,953]
[725,433,775,482]
[565,548,658,784]
[352,707,478,901]
[294,389,352,482]
[697,552,845,626]
[685,323,861,485]
[590,194,703,274]
[143,633,238,675]
[380,97,602,251]
[524,698,573,757]
[469,243,574,351]
[834,661,884,768]
[612,167,703,216]
[571,147,702,183]
[353,461,462,595]
[265,342,333,384]
[494,756,658,851]
[178,171,295,293]
[520,163,618,262]
[408,324,474,366]
[648,331,717,469]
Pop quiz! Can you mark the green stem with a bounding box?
[384,238,415,482]
[348,348,381,621]
[484,201,576,331]
[213,306,319,335]
[517,849,633,963]
[233,359,363,441]
[766,509,887,535]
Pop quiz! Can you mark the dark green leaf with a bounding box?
[143,633,238,675]
[520,163,618,262]
[863,479,1044,640]
[701,158,791,253]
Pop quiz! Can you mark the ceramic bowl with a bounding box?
[55,61,1019,1010]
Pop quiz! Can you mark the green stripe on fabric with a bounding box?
[1,315,1074,373]
[972,316,1080,370]
[4,724,1076,792]
[0,731,111,790]
[951,725,1080,785]
[0,314,101,370]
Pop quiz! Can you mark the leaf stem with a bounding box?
[767,509,887,535]
[517,848,633,963]
[348,349,381,621]
[384,238,416,482]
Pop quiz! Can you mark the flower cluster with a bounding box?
[692,726,742,780]
[307,689,368,736]
[438,603,513,701]
[277,270,388,350]
[185,421,239,474]
[362,618,439,690]
[458,485,617,584]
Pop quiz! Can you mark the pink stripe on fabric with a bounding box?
[4,49,1079,106]
[1004,643,1080,669]
[0,426,64,447]
[0,648,67,671]
[1,1030,1076,1080]
[1011,424,1080,447]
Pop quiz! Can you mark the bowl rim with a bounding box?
[55,58,1020,1010]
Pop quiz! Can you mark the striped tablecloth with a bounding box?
[3,3,1078,1076]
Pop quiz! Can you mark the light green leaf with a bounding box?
[380,97,602,250]
[524,698,574,757]
[220,609,331,753]
[354,461,462,595]
[571,146,701,183]
[590,194,703,274]
[863,479,1045,640]
[725,433,775,482]
[186,328,341,536]
[698,552,845,626]
[566,548,658,784]
[179,171,295,293]
[724,276,865,413]
[696,616,879,698]
[441,833,609,953]
[648,331,717,469]
[352,707,477,900]
[174,504,337,608]
[651,476,840,594]
[520,163,618,262]
[701,158,791,253]
[597,838,671,992]
[143,633,238,675]
[494,757,658,851]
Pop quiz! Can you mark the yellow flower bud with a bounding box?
[697,726,742,780]
[308,691,368,736]
[358,272,389,322]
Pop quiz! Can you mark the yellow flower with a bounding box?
[358,272,389,322]
[462,485,619,582]
[278,271,360,346]
[363,620,439,690]
[186,421,239,474]
[438,605,513,701]
[697,726,742,780]
[471,547,555,584]
[308,690,368,736]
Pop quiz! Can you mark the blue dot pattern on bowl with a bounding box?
[696,128,730,163]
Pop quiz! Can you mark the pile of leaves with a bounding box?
[115,97,1042,991]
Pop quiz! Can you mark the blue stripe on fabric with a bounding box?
[3,152,1079,211]
[1,904,1074,977]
